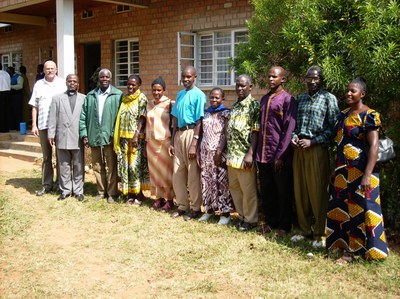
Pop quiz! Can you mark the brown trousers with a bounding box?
[293,144,330,239]
[173,129,202,212]
[228,166,259,224]
[91,144,118,197]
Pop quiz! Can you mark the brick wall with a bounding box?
[0,0,269,105]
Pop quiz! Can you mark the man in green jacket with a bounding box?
[79,68,123,203]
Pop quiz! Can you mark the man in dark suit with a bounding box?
[48,74,86,201]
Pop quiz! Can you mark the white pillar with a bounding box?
[56,0,74,79]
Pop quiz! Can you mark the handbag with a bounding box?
[362,112,396,163]
[377,132,396,163]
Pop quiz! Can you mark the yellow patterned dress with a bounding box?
[326,108,388,260]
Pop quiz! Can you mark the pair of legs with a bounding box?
[258,162,294,232]
[91,144,118,198]
[172,129,202,213]
[57,147,84,196]
[293,144,330,240]
[228,166,258,225]
[39,129,55,191]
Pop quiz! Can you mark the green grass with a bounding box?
[1,169,400,298]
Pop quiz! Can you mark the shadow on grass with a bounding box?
[5,177,98,198]
[5,177,42,195]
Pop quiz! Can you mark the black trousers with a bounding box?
[257,162,294,232]
[0,91,10,132]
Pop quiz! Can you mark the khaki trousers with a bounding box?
[228,166,258,224]
[173,129,202,212]
[293,144,330,238]
[91,144,118,197]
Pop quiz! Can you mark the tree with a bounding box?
[233,0,400,227]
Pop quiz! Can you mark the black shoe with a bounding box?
[57,194,71,201]
[183,210,201,221]
[238,221,257,232]
[76,194,84,202]
[36,188,52,196]
[171,209,186,218]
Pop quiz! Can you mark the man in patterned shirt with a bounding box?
[227,75,260,231]
[29,60,65,196]
[290,66,339,248]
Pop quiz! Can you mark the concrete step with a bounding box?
[0,140,42,153]
[0,148,42,162]
[0,132,40,143]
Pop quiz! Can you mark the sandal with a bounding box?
[335,253,354,265]
[161,200,174,212]
[152,198,166,209]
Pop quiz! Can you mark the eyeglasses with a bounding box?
[305,76,321,83]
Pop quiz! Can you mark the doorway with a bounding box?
[83,43,101,94]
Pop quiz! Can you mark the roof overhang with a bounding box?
[0,0,149,26]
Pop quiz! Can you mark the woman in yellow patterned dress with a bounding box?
[114,75,150,204]
[326,77,388,263]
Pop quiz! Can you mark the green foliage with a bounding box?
[234,0,400,227]
[234,0,400,101]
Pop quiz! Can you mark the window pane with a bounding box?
[115,39,139,87]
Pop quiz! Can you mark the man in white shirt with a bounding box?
[29,60,65,196]
[0,63,11,133]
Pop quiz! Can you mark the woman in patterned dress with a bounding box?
[145,77,175,211]
[114,75,150,204]
[326,77,388,263]
[198,88,234,225]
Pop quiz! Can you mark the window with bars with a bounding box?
[178,29,248,87]
[115,39,139,88]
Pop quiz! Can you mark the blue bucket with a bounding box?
[20,122,27,135]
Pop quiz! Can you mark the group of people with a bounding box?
[29,60,388,264]
[0,63,32,132]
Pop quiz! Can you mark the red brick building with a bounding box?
[0,0,266,103]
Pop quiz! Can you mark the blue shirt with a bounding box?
[171,86,206,128]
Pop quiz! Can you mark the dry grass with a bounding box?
[1,168,400,298]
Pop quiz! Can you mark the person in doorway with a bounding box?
[0,63,11,133]
[256,66,297,236]
[168,66,206,221]
[48,74,85,201]
[227,75,260,231]
[35,64,44,82]
[29,60,65,196]
[79,68,122,204]
[20,66,31,124]
[7,66,24,130]
[290,65,339,248]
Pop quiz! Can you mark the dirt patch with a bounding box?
[0,156,40,172]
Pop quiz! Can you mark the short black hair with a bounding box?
[350,76,367,94]
[152,76,166,90]
[128,74,142,85]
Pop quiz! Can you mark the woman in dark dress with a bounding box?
[326,77,388,263]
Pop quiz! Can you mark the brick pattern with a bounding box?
[0,0,268,105]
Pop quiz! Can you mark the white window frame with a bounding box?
[1,52,22,70]
[177,32,196,85]
[115,38,140,88]
[177,28,247,87]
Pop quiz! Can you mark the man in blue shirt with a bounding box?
[168,66,206,220]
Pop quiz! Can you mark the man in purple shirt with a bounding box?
[256,66,297,236]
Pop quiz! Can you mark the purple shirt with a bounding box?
[256,90,297,164]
